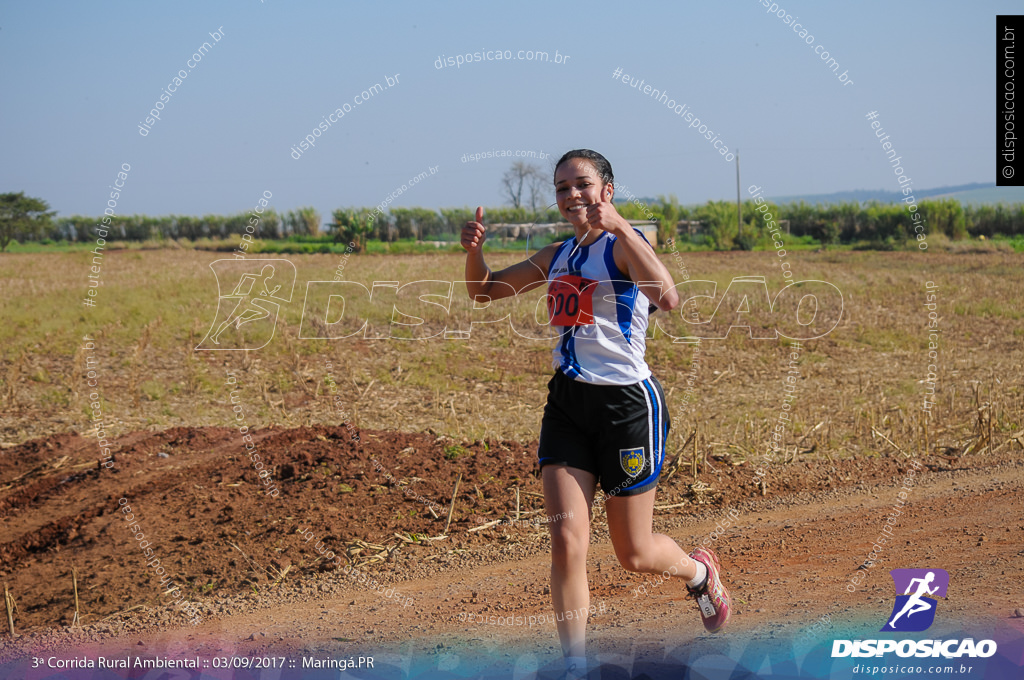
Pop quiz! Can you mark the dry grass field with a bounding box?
[1,248,1021,464]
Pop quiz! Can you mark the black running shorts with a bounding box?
[537,370,669,497]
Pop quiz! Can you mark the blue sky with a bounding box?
[0,0,1013,218]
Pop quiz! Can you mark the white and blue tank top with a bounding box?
[546,229,652,386]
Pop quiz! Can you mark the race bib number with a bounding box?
[547,275,597,326]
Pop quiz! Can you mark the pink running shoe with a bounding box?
[687,546,731,633]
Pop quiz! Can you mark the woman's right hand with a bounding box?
[461,206,486,253]
[462,204,553,301]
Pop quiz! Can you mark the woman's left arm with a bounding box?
[585,203,679,311]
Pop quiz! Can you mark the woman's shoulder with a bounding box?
[532,240,569,267]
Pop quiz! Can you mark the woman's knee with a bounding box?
[549,525,588,567]
[615,547,653,573]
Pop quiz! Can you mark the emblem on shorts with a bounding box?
[620,447,645,477]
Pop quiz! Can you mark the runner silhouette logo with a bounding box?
[197,259,297,351]
[881,568,949,632]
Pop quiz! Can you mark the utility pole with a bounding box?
[735,150,742,245]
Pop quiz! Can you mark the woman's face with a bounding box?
[554,158,611,227]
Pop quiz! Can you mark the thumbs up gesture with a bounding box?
[461,206,486,253]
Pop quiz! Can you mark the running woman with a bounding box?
[461,149,730,677]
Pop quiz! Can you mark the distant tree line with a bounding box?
[4,191,1024,252]
[1,200,566,252]
[43,208,324,244]
[614,197,1024,250]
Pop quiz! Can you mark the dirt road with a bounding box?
[1,426,1021,677]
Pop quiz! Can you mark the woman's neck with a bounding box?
[573,224,600,245]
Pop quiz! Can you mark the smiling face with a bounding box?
[554,157,612,227]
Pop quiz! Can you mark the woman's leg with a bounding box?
[605,488,699,580]
[607,488,733,633]
[542,464,597,660]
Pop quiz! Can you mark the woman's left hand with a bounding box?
[585,202,630,236]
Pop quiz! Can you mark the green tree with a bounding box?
[834,202,859,242]
[808,204,841,247]
[174,215,204,240]
[1012,204,1024,237]
[60,215,95,242]
[203,214,227,238]
[655,195,682,247]
[782,200,817,239]
[260,209,282,238]
[281,210,299,237]
[296,207,321,237]
[391,207,445,240]
[695,200,738,250]
[440,207,475,237]
[328,208,374,252]
[0,192,54,251]
[919,198,966,240]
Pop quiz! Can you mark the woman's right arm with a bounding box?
[461,206,558,302]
